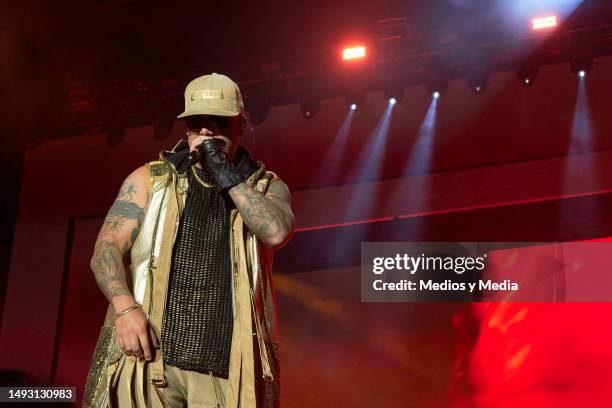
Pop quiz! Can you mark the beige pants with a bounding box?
[114,361,228,408]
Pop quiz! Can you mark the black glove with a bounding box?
[198,138,245,192]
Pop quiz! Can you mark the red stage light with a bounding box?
[532,15,558,31]
[342,46,366,61]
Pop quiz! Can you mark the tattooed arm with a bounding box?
[90,165,158,360]
[90,166,148,312]
[228,179,295,248]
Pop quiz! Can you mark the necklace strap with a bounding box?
[191,166,215,188]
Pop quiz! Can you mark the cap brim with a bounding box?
[177,108,240,119]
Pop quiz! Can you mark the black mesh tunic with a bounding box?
[161,166,234,377]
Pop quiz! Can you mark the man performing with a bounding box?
[83,73,294,407]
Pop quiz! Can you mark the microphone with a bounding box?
[186,147,202,166]
[186,136,226,166]
[186,123,226,166]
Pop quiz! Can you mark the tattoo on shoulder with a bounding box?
[101,200,145,234]
[101,178,144,232]
[117,180,138,201]
[108,200,144,223]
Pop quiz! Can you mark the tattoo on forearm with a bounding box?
[92,178,145,301]
[91,240,131,299]
[229,182,293,242]
[233,184,277,236]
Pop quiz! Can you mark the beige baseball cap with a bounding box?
[177,73,244,118]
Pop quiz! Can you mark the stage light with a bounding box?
[384,84,403,105]
[426,61,449,98]
[517,65,539,87]
[300,98,320,119]
[402,91,439,177]
[570,57,593,79]
[467,70,489,95]
[348,95,395,184]
[427,86,446,98]
[346,92,365,110]
[532,15,558,31]
[342,46,366,61]
[311,96,357,184]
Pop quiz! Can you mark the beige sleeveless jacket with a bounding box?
[83,140,281,407]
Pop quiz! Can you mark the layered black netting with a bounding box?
[161,166,234,377]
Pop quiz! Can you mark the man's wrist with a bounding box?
[114,304,141,319]
[227,181,247,197]
[210,164,245,192]
[111,294,137,313]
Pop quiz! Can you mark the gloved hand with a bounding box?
[198,138,245,192]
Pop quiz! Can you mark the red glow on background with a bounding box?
[532,15,558,30]
[342,45,366,60]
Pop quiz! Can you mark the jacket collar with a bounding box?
[159,139,190,174]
